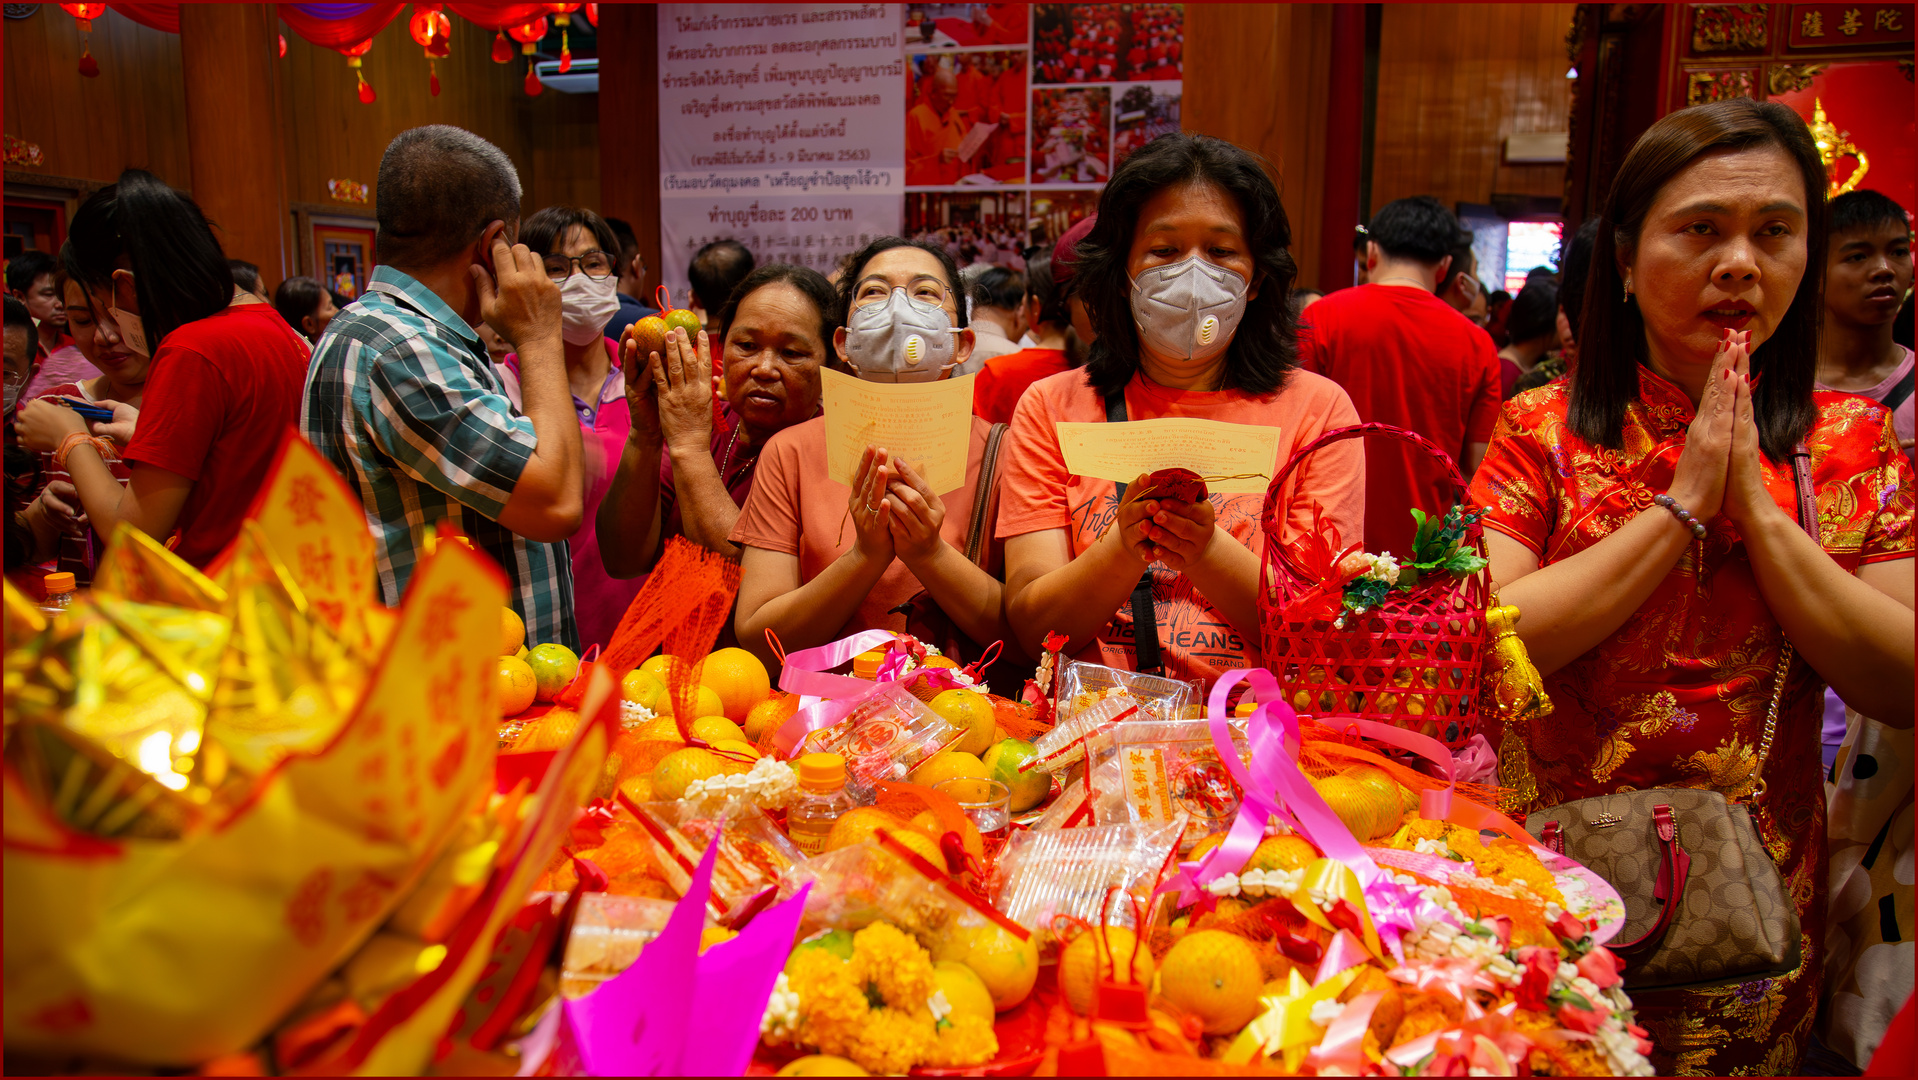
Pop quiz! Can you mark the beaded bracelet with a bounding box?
[53,432,115,470]
[1653,493,1708,540]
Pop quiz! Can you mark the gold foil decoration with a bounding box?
[1478,602,1552,729]
[1808,98,1870,196]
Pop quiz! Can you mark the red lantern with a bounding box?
[582,4,597,28]
[507,16,547,51]
[60,4,108,77]
[342,40,376,105]
[490,31,513,64]
[544,4,579,73]
[279,33,287,59]
[58,3,106,29]
[409,4,451,59]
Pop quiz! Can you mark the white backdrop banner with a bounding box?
[657,3,906,305]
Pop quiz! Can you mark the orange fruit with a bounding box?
[1060,926,1153,1016]
[652,747,749,801]
[1246,835,1320,874]
[633,716,688,745]
[1187,832,1227,864]
[1158,929,1264,1035]
[1347,765,1414,825]
[695,647,772,723]
[639,653,685,683]
[1311,773,1399,840]
[776,1057,870,1077]
[936,921,1039,1011]
[881,825,944,867]
[744,693,799,744]
[517,709,581,753]
[908,750,988,789]
[656,684,725,719]
[823,806,911,852]
[497,655,537,717]
[689,715,749,746]
[928,688,998,756]
[620,668,669,712]
[922,655,960,670]
[618,775,656,803]
[500,606,526,656]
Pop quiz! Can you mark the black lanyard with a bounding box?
[1104,387,1164,676]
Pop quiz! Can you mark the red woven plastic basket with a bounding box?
[1258,422,1488,750]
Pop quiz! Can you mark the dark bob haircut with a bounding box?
[834,237,970,329]
[1071,132,1299,398]
[1571,97,1826,463]
[520,205,620,262]
[65,169,234,349]
[715,262,841,352]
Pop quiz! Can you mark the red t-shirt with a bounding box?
[122,303,310,567]
[1297,284,1501,557]
[973,347,1071,425]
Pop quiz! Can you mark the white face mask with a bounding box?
[843,288,959,383]
[559,273,621,346]
[110,305,151,357]
[1128,256,1249,365]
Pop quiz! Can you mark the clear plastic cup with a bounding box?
[936,777,1013,840]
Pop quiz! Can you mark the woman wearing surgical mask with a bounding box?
[12,170,308,569]
[998,134,1365,690]
[494,206,632,649]
[732,238,1017,675]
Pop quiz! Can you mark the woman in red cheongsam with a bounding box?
[1470,98,1914,1075]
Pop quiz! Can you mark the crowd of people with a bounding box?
[1032,2,1181,84]
[3,102,1914,1076]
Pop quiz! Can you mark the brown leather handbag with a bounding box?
[1522,444,1820,993]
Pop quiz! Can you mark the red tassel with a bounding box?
[278,33,286,58]
[430,61,441,97]
[559,47,572,74]
[490,31,512,63]
[358,77,376,104]
[78,48,99,78]
[524,62,543,96]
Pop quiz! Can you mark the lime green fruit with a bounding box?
[526,643,580,703]
[982,738,1051,812]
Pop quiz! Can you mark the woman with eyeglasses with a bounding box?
[494,206,633,648]
[731,238,1018,678]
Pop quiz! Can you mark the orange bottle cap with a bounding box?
[43,572,76,593]
[851,649,888,681]
[796,752,847,790]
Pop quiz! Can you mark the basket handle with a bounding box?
[1261,422,1479,593]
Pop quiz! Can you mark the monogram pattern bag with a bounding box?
[1522,444,1819,993]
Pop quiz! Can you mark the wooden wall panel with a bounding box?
[2,5,190,189]
[1370,4,1576,213]
[181,4,291,280]
[278,15,600,223]
[595,4,660,303]
[1183,4,1335,290]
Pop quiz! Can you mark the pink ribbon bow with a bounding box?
[770,629,907,756]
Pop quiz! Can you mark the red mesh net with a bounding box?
[1260,424,1489,751]
[560,537,741,747]
[1295,719,1504,809]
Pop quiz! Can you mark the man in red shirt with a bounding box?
[1298,196,1501,558]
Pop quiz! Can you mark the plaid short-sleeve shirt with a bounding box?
[300,265,578,649]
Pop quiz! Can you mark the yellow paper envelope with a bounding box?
[822,368,976,495]
[1055,417,1284,493]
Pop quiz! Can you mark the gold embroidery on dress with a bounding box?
[1707,624,1780,728]
[1592,727,1637,785]
[1623,690,1695,738]
[1676,733,1760,798]
[1497,722,1539,815]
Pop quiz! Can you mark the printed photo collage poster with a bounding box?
[658,3,1184,303]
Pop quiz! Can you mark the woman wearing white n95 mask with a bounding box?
[493,206,634,649]
[998,133,1366,691]
[732,238,1022,681]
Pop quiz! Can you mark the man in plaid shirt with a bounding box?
[302,126,584,648]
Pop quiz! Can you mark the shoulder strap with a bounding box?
[1103,386,1164,676]
[962,423,1009,567]
[1754,442,1821,801]
[1880,365,1915,413]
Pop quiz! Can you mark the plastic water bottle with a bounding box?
[39,571,76,617]
[786,752,857,855]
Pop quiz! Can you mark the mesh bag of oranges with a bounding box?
[2,438,516,1067]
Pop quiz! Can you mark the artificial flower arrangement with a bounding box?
[1335,506,1490,624]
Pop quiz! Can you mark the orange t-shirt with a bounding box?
[974,347,1072,425]
[731,415,996,641]
[997,367,1365,688]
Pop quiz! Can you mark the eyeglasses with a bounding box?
[543,250,616,283]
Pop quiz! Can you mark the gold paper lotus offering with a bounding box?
[2,437,418,840]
